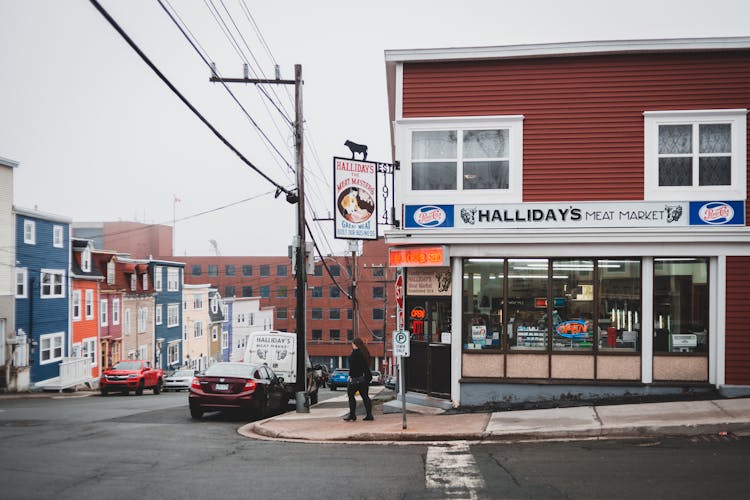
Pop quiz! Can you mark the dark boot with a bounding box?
[363,414,374,421]
[343,414,356,421]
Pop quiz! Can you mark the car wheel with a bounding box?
[135,380,144,396]
[330,385,336,391]
[100,387,109,397]
[190,405,203,420]
[153,379,162,394]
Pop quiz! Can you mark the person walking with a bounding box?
[344,337,374,421]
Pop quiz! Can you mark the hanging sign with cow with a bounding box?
[334,149,379,240]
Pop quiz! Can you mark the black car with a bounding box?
[188,362,289,420]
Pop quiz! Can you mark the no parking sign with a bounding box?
[393,330,410,358]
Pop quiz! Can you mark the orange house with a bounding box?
[71,239,104,378]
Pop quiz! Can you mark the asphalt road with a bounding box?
[1,389,749,500]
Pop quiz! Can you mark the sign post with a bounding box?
[393,329,410,429]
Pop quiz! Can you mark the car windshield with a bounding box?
[203,363,256,378]
[171,370,194,377]
[112,361,142,371]
[333,369,349,375]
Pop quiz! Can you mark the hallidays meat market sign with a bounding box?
[403,200,745,229]
[333,157,378,240]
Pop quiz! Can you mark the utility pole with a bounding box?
[210,64,308,411]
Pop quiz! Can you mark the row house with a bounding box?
[117,257,156,363]
[182,284,224,372]
[151,260,185,372]
[384,37,750,405]
[14,207,72,387]
[93,249,124,371]
[70,239,103,378]
[0,157,18,390]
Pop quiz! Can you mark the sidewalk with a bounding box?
[240,389,750,444]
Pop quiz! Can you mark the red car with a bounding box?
[100,360,163,396]
[188,362,290,420]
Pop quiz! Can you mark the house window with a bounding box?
[107,261,115,285]
[193,295,203,310]
[130,273,137,291]
[15,268,27,298]
[225,264,235,276]
[137,307,148,333]
[167,303,179,327]
[221,330,228,349]
[208,265,219,277]
[23,220,35,244]
[311,286,323,298]
[242,265,253,276]
[81,247,91,272]
[194,321,204,338]
[276,286,288,298]
[329,286,341,298]
[124,308,131,335]
[82,337,97,366]
[85,289,94,319]
[260,286,270,298]
[277,265,287,277]
[142,273,149,290]
[242,286,253,297]
[404,117,523,204]
[167,268,180,291]
[112,298,120,325]
[644,109,747,201]
[155,304,163,325]
[260,265,270,277]
[277,308,288,320]
[72,290,82,321]
[312,329,322,341]
[168,343,179,365]
[212,326,218,341]
[329,329,341,341]
[53,225,64,248]
[100,299,108,326]
[191,265,202,276]
[225,285,236,297]
[40,332,64,364]
[311,308,323,320]
[40,270,65,298]
[154,266,163,291]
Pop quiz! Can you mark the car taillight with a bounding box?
[243,380,256,391]
[191,377,201,389]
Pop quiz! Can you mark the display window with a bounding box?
[551,259,595,351]
[508,259,549,350]
[462,259,504,350]
[653,258,709,354]
[599,259,642,352]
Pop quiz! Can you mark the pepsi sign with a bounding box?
[689,201,745,226]
[404,205,454,229]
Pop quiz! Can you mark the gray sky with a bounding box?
[2,0,749,256]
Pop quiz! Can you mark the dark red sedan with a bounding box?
[188,362,290,420]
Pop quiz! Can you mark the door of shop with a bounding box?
[404,298,451,399]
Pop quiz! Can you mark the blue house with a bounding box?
[150,260,185,372]
[14,207,71,385]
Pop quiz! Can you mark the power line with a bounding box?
[88,0,295,201]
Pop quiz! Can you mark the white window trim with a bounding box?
[155,304,163,325]
[15,267,28,298]
[81,247,91,272]
[194,320,204,338]
[644,109,747,201]
[124,308,131,335]
[112,298,120,325]
[107,261,115,285]
[82,336,97,367]
[40,332,64,365]
[23,220,35,245]
[40,269,65,299]
[167,268,179,292]
[130,274,137,291]
[142,273,148,290]
[100,298,108,326]
[168,342,180,365]
[167,303,179,328]
[53,225,64,248]
[72,290,82,321]
[154,266,163,291]
[137,307,148,333]
[396,115,524,206]
[85,289,94,320]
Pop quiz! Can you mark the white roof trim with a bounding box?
[0,156,19,168]
[384,36,750,63]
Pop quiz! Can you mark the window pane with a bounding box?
[242,265,253,276]
[462,259,504,350]
[463,161,509,190]
[654,258,709,354]
[699,157,731,186]
[412,130,456,159]
[463,129,508,158]
[658,157,692,186]
[312,329,322,341]
[225,265,235,276]
[599,259,641,352]
[699,124,731,153]
[658,125,692,154]
[508,259,548,350]
[412,162,457,190]
[551,259,594,351]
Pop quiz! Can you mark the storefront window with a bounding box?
[508,259,548,350]
[654,258,709,353]
[552,259,594,351]
[462,259,504,350]
[599,259,641,352]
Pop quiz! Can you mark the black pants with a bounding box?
[347,380,372,417]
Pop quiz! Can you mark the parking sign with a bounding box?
[393,330,410,358]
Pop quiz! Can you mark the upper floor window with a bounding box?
[112,298,120,325]
[130,273,137,291]
[154,266,163,291]
[402,116,524,204]
[191,265,202,276]
[242,265,253,277]
[277,265,288,277]
[207,265,219,277]
[53,225,64,248]
[107,261,115,285]
[100,299,108,326]
[85,289,94,319]
[225,265,236,276]
[41,269,65,298]
[15,268,27,298]
[193,294,204,310]
[260,286,270,298]
[72,290,82,320]
[167,268,179,291]
[260,265,270,277]
[329,265,340,277]
[644,109,747,201]
[142,273,148,290]
[81,248,91,272]
[225,285,236,297]
[23,220,35,244]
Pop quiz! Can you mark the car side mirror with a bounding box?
[276,377,284,384]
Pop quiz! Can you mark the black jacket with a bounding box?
[348,349,369,379]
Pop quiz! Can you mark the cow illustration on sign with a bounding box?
[338,187,374,223]
[344,140,368,160]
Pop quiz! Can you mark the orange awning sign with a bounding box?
[388,246,448,267]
